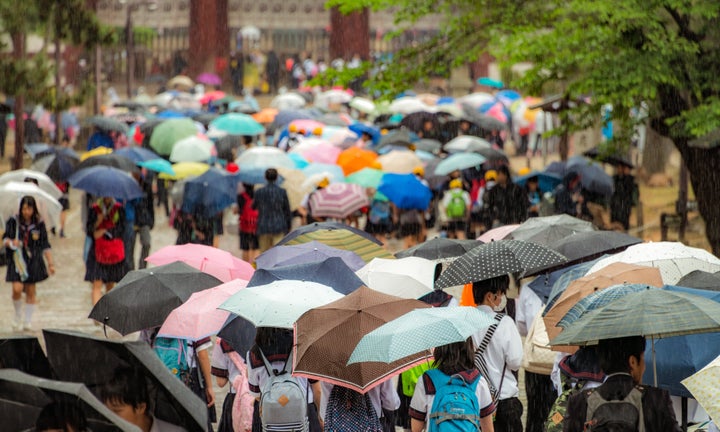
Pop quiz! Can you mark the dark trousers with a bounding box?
[524,371,557,432]
[189,367,216,431]
[494,397,524,432]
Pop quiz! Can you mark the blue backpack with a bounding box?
[369,199,391,224]
[425,369,482,432]
[152,336,190,382]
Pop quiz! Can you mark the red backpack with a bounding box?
[239,192,258,234]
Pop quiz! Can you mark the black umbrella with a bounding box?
[583,146,634,168]
[217,315,257,358]
[399,111,439,133]
[31,153,79,182]
[214,135,244,161]
[435,239,567,288]
[677,270,720,291]
[88,116,130,134]
[88,261,223,335]
[191,112,219,128]
[548,230,642,264]
[395,237,481,261]
[460,104,508,130]
[138,119,165,149]
[277,221,384,246]
[506,214,596,246]
[43,329,206,432]
[0,369,140,432]
[0,337,53,379]
[75,154,140,174]
[247,257,364,295]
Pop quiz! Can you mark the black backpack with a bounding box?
[583,385,645,432]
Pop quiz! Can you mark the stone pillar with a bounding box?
[188,0,229,77]
[329,7,369,60]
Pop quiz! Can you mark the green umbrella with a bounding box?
[209,113,265,136]
[348,306,495,364]
[345,167,384,188]
[138,158,175,176]
[149,118,198,155]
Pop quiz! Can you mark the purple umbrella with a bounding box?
[196,72,222,86]
[255,240,366,271]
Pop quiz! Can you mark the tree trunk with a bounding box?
[55,35,62,146]
[642,126,673,175]
[12,32,25,170]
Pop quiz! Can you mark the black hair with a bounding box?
[251,327,293,358]
[19,195,41,224]
[472,274,509,304]
[265,168,278,182]
[597,336,646,375]
[496,164,512,180]
[100,367,150,410]
[36,401,88,432]
[432,337,475,375]
[243,183,255,199]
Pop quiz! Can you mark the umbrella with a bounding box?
[308,183,369,219]
[414,139,442,154]
[44,329,207,432]
[81,147,114,162]
[0,369,139,432]
[146,243,254,282]
[278,223,393,262]
[377,173,432,210]
[149,118,198,156]
[443,136,492,153]
[209,113,265,136]
[548,230,642,264]
[377,150,424,174]
[395,237,481,261]
[348,123,381,146]
[217,314,257,359]
[476,224,520,242]
[271,109,316,129]
[68,166,143,200]
[199,90,227,105]
[293,286,429,393]
[167,75,194,90]
[289,119,326,134]
[291,138,342,165]
[25,143,78,160]
[247,257,364,295]
[301,163,345,184]
[542,258,606,315]
[315,89,353,110]
[288,152,310,169]
[181,167,237,217]
[271,93,307,110]
[275,167,312,211]
[336,147,379,175]
[348,306,496,364]
[113,146,159,163]
[565,156,614,197]
[435,240,567,289]
[88,261,223,335]
[345,168,385,189]
[255,240,366,271]
[389,97,429,115]
[514,171,562,193]
[458,106,508,131]
[682,354,720,423]
[252,108,279,124]
[586,241,720,284]
[279,221,382,245]
[477,77,504,89]
[356,257,437,299]
[506,214,596,246]
[214,135,244,161]
[75,154,139,173]
[219,280,344,329]
[0,337,53,378]
[528,263,589,303]
[583,146,634,168]
[169,136,215,163]
[677,270,720,291]
[31,153,79,182]
[0,181,62,230]
[88,116,129,134]
[434,152,486,176]
[159,162,209,180]
[557,283,654,329]
[196,72,222,86]
[0,169,62,199]
[236,146,295,171]
[158,278,248,340]
[349,97,375,114]
[137,158,175,176]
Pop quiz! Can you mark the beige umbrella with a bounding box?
[276,167,312,211]
[377,150,423,174]
[167,75,194,90]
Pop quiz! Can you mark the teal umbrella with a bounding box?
[209,113,265,136]
[434,152,486,176]
[149,118,198,155]
[348,307,495,364]
[345,167,384,188]
[138,158,175,176]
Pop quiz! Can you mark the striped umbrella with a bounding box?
[309,183,369,219]
[281,228,393,263]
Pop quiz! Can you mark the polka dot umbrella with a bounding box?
[434,239,567,289]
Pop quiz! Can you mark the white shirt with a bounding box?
[516,282,544,337]
[471,305,523,400]
[150,415,187,432]
[319,380,400,421]
[210,341,243,394]
[440,188,472,213]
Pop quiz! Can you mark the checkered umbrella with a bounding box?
[309,183,370,219]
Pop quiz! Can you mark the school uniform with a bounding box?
[3,217,50,283]
[319,380,400,423]
[211,339,244,432]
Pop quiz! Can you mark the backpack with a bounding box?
[152,337,190,383]
[446,190,467,219]
[545,379,588,432]
[324,385,382,432]
[258,350,309,431]
[368,199,391,224]
[239,192,259,234]
[425,368,482,432]
[584,385,645,432]
[227,349,254,432]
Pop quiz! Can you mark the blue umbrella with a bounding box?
[137,158,175,176]
[255,240,366,271]
[247,257,363,295]
[477,77,504,89]
[288,152,310,169]
[378,173,432,210]
[155,110,187,119]
[348,123,381,145]
[566,156,614,197]
[114,146,160,163]
[235,167,271,185]
[542,257,605,316]
[515,171,562,193]
[181,168,237,217]
[68,166,143,200]
[434,152,486,176]
[558,283,652,329]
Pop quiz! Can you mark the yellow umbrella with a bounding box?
[682,354,720,423]
[159,162,209,180]
[80,146,113,161]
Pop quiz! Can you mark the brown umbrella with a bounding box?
[543,262,663,351]
[293,286,429,393]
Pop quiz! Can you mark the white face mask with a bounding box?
[493,294,507,312]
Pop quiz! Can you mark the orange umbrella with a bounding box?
[336,147,379,175]
[543,262,663,349]
[251,108,278,124]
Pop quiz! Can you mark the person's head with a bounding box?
[265,168,278,183]
[317,177,329,189]
[484,170,497,183]
[36,401,88,432]
[101,367,151,428]
[496,165,511,185]
[563,172,581,190]
[412,166,425,178]
[526,175,539,191]
[61,136,71,147]
[472,274,510,311]
[449,178,463,190]
[19,195,40,223]
[433,337,476,375]
[597,336,646,383]
[254,327,294,354]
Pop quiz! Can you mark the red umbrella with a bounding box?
[309,183,369,219]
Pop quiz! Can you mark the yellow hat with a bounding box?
[317,177,330,188]
[412,166,425,176]
[449,178,462,189]
[485,170,497,181]
[518,167,532,176]
[313,127,323,136]
[289,124,298,133]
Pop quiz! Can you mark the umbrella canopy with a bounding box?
[389,97,430,115]
[514,171,562,193]
[528,262,593,304]
[443,135,492,153]
[557,283,654,329]
[68,166,143,200]
[181,167,237,217]
[31,153,79,182]
[677,270,720,291]
[301,163,345,184]
[25,143,79,161]
[167,75,194,90]
[217,314,257,360]
[256,240,366,271]
[565,156,614,197]
[44,329,207,431]
[158,278,248,340]
[271,92,307,110]
[315,89,353,110]
[395,237,480,261]
[169,136,215,163]
[308,183,370,219]
[434,152,487,176]
[0,169,62,199]
[236,146,295,171]
[219,280,344,329]
[146,243,254,282]
[682,354,720,422]
[271,108,316,130]
[196,72,222,86]
[356,257,437,299]
[476,224,520,242]
[137,158,175,176]
[0,369,139,432]
[586,241,720,284]
[414,138,442,155]
[252,108,279,124]
[349,97,375,114]
[377,173,432,210]
[336,147,379,175]
[88,116,129,134]
[149,118,198,155]
[377,150,424,174]
[247,257,364,295]
[0,181,62,231]
[113,146,160,163]
[275,167,312,211]
[506,214,596,246]
[348,307,496,364]
[290,138,342,165]
[548,230,642,264]
[278,222,393,262]
[293,286,429,393]
[0,337,53,378]
[88,261,223,335]
[209,113,265,136]
[159,162,209,180]
[435,240,567,289]
[345,168,385,189]
[76,154,139,174]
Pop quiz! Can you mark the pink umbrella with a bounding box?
[146,244,254,282]
[196,72,222,86]
[290,138,342,165]
[289,119,326,135]
[158,278,248,340]
[199,90,226,105]
[309,183,370,219]
[477,224,520,242]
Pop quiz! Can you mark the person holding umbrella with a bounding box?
[252,169,292,252]
[483,165,529,228]
[3,196,55,331]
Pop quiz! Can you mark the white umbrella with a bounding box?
[349,97,376,114]
[0,181,62,231]
[169,136,216,163]
[270,93,307,110]
[681,354,720,424]
[315,89,353,110]
[240,25,261,40]
[0,169,63,199]
[235,146,295,171]
[586,241,720,284]
[458,92,496,109]
[218,280,343,329]
[443,135,493,153]
[356,257,437,299]
[389,97,430,115]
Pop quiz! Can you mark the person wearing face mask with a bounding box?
[471,275,524,432]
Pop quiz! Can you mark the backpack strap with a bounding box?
[258,348,292,376]
[474,313,504,398]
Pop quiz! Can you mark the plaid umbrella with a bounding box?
[557,283,652,329]
[280,227,393,263]
[308,183,370,219]
[293,286,429,393]
[435,240,567,289]
[506,214,596,246]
